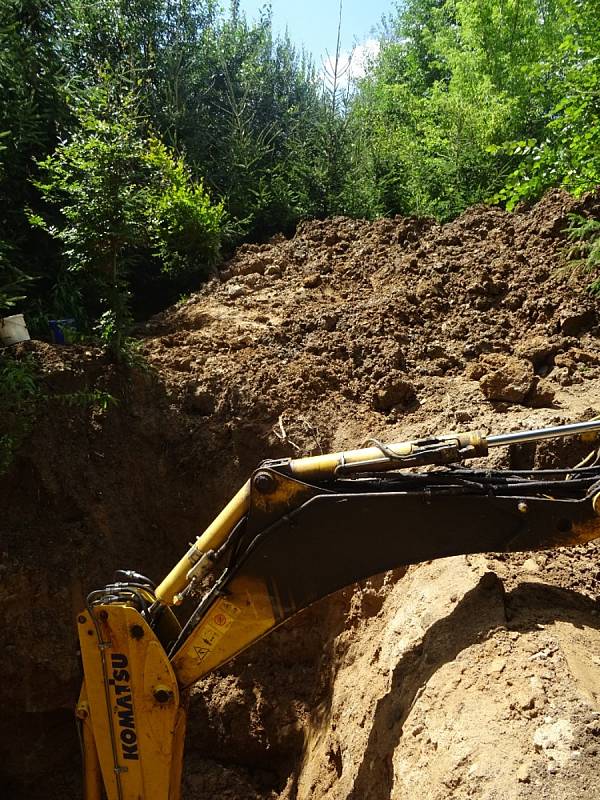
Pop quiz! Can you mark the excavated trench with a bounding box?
[2,189,600,799]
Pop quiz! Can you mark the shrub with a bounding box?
[563,214,600,297]
[32,85,224,358]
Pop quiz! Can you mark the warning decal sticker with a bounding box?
[192,600,241,664]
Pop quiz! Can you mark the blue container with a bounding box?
[50,318,76,344]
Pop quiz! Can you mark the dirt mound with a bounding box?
[146,189,599,434]
[2,189,600,798]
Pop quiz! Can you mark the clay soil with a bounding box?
[1,189,600,799]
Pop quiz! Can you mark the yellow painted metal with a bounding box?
[171,575,276,688]
[155,480,251,605]
[570,495,600,545]
[78,452,599,799]
[250,467,319,517]
[289,431,486,480]
[155,433,487,606]
[289,442,414,478]
[77,684,103,800]
[78,605,185,800]
[168,704,188,800]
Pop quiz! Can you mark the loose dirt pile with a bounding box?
[1,189,600,799]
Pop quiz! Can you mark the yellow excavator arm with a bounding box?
[76,420,600,799]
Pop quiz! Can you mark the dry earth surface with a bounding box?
[1,189,600,799]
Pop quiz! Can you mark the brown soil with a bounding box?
[1,189,600,799]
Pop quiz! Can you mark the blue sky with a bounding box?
[238,1,396,67]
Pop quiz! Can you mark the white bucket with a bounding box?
[0,314,31,346]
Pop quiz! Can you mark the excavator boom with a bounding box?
[77,420,600,799]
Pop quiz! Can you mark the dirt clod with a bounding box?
[372,375,417,411]
[479,354,535,403]
[528,376,557,408]
[303,273,322,288]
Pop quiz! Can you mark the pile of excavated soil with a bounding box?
[1,189,600,799]
[145,188,599,432]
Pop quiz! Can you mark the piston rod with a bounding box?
[487,420,600,449]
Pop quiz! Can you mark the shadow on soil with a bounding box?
[345,576,600,800]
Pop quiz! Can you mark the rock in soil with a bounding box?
[479,354,535,403]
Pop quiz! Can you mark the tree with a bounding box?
[493,0,600,208]
[33,85,223,358]
[0,0,70,311]
[349,0,578,218]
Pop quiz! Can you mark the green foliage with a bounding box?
[350,0,600,218]
[354,59,515,218]
[351,2,492,216]
[562,214,600,296]
[33,84,223,358]
[145,138,223,274]
[0,353,39,472]
[34,90,149,275]
[0,257,33,313]
[1,0,599,330]
[182,12,330,237]
[0,354,39,400]
[491,1,600,207]
[0,0,70,306]
[2,0,330,324]
[54,388,118,410]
